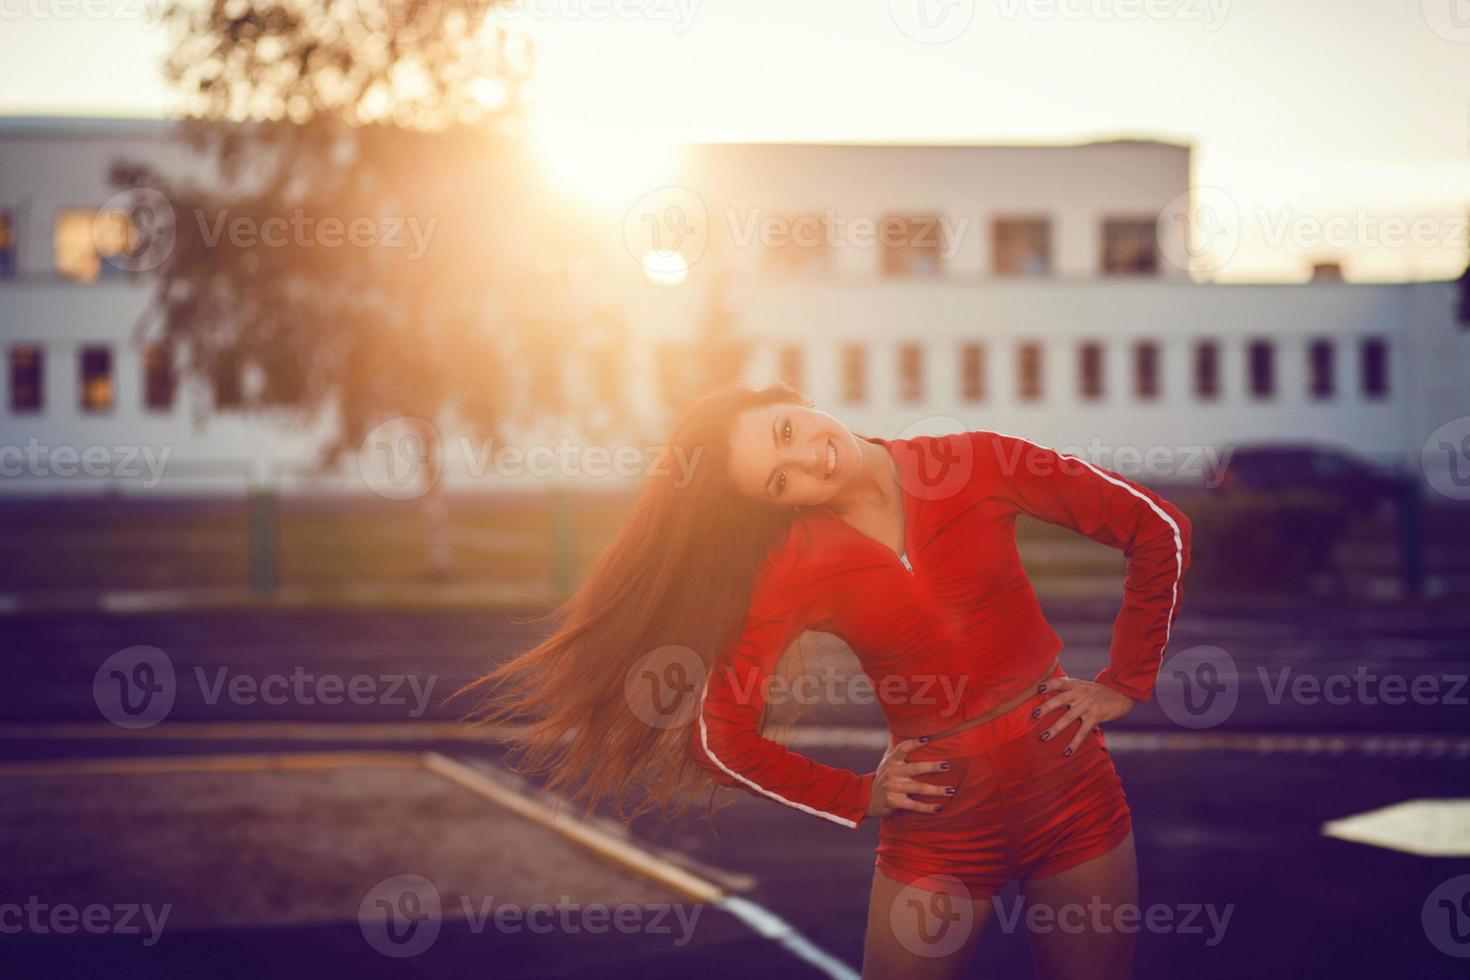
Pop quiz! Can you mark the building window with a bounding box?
[55,207,136,282]
[960,343,985,402]
[879,215,944,278]
[79,345,113,413]
[898,343,923,403]
[1101,218,1158,276]
[1078,342,1104,400]
[1307,339,1335,400]
[9,346,43,413]
[841,344,867,403]
[764,214,831,276]
[1247,339,1274,399]
[776,344,804,392]
[1134,341,1160,400]
[212,350,244,410]
[1018,342,1043,402]
[56,209,98,282]
[992,218,1050,276]
[1194,341,1220,400]
[144,343,177,412]
[0,210,15,278]
[1361,337,1389,399]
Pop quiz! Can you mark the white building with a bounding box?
[0,117,1465,495]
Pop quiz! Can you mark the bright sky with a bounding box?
[3,0,1468,282]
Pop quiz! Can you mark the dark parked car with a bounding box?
[1214,444,1415,515]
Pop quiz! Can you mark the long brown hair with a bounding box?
[455,381,814,826]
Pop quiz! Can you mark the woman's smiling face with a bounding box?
[725,402,869,506]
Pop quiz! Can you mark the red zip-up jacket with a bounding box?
[688,429,1192,829]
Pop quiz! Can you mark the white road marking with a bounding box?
[425,753,860,980]
[0,747,859,978]
[718,896,860,980]
[1322,799,1470,856]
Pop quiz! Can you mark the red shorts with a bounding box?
[874,664,1132,900]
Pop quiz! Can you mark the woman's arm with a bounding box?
[686,557,877,828]
[687,557,947,828]
[969,429,1193,722]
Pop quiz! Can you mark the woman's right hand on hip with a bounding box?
[866,736,954,817]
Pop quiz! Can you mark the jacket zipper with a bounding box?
[899,552,914,574]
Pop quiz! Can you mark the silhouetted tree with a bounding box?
[111,0,619,577]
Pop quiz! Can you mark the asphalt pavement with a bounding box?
[0,598,1467,978]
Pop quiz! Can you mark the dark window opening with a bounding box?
[898,343,923,403]
[1361,337,1389,399]
[1248,339,1275,399]
[764,214,831,276]
[1134,341,1160,400]
[1307,339,1335,400]
[1018,342,1043,402]
[841,344,867,403]
[0,210,15,278]
[1102,218,1159,276]
[879,215,944,278]
[960,343,985,402]
[992,218,1051,276]
[80,345,113,413]
[1079,342,1104,400]
[9,346,43,412]
[1194,341,1219,400]
[144,343,176,411]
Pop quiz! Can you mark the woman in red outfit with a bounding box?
[464,382,1191,980]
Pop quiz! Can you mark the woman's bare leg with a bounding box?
[861,865,993,980]
[1019,832,1139,980]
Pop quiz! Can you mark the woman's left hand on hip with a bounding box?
[1032,677,1136,758]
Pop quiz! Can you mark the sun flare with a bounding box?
[529,113,678,211]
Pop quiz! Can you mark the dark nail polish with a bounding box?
[1040,732,1051,742]
[918,736,929,743]
[1037,684,1046,693]
[1064,747,1074,757]
[945,787,955,795]
[940,762,951,771]
[935,807,944,813]
[1031,708,1040,719]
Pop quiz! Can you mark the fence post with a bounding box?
[551,485,575,604]
[250,488,278,595]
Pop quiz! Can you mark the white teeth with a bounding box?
[826,443,837,477]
